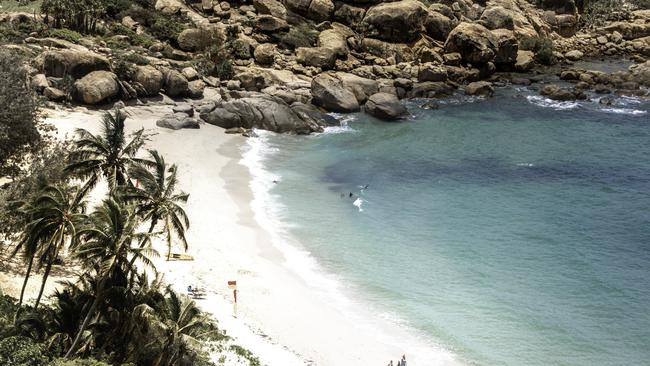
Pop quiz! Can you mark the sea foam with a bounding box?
[526,95,580,110]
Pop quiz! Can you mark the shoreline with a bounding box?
[32,104,459,365]
[231,129,460,366]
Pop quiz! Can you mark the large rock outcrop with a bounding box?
[362,0,429,42]
[445,22,519,65]
[155,0,182,14]
[491,29,518,64]
[296,47,337,69]
[601,22,650,41]
[235,67,311,91]
[200,93,332,134]
[73,71,120,105]
[445,22,495,64]
[36,49,110,79]
[318,28,349,58]
[253,0,287,19]
[285,0,335,22]
[311,73,361,112]
[425,10,455,41]
[629,60,650,86]
[177,26,223,52]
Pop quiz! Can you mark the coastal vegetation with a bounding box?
[0,108,259,365]
[0,50,41,177]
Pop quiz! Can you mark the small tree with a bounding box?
[0,50,41,177]
[41,0,106,33]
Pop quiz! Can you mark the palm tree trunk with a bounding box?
[65,279,105,358]
[34,260,53,309]
[18,256,34,307]
[166,220,172,261]
[127,218,157,274]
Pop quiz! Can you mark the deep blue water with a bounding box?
[252,89,650,365]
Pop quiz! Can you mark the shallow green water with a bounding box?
[246,89,650,365]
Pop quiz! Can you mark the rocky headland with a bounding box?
[2,0,649,133]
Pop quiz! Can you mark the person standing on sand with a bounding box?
[401,355,407,366]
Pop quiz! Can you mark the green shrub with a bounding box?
[0,336,49,366]
[120,6,189,45]
[45,28,82,43]
[520,36,555,65]
[149,14,187,45]
[580,0,631,28]
[535,38,555,65]
[280,23,318,50]
[48,358,111,366]
[107,23,155,48]
[230,39,251,59]
[102,0,133,19]
[0,293,19,336]
[121,52,150,65]
[215,59,234,80]
[0,20,44,44]
[112,59,137,81]
[104,36,131,49]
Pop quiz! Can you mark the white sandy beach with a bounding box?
[33,101,460,366]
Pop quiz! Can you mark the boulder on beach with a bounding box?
[365,92,408,121]
[156,114,201,130]
[133,65,164,97]
[164,70,190,98]
[465,81,494,97]
[36,49,110,79]
[72,71,120,105]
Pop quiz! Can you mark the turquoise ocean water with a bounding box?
[245,88,650,365]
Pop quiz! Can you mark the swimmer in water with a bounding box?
[349,192,353,198]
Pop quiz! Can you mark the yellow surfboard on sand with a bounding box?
[168,253,194,261]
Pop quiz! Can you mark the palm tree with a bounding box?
[64,198,157,358]
[65,109,147,196]
[134,288,213,366]
[12,185,85,308]
[27,185,86,309]
[124,150,190,261]
[13,219,39,307]
[10,196,40,307]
